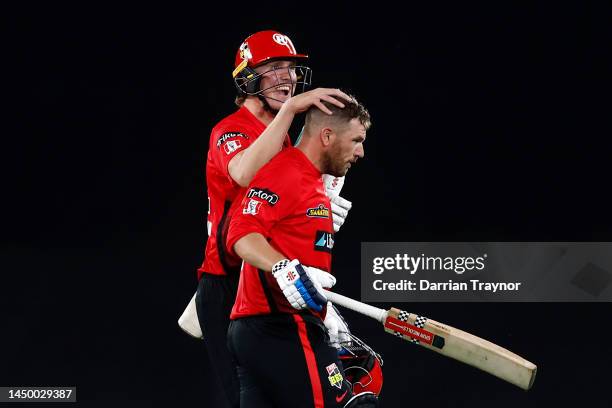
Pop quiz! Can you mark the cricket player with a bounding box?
[195,30,352,407]
[226,96,379,407]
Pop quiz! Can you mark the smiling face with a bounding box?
[323,118,367,177]
[253,59,298,110]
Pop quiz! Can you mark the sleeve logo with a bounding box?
[306,204,330,218]
[216,132,249,152]
[314,231,334,253]
[223,140,241,155]
[243,198,262,215]
[247,187,279,206]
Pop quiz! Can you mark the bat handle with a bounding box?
[323,290,388,324]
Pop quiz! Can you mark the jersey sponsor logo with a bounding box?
[325,363,343,389]
[247,187,279,206]
[243,198,262,215]
[314,231,334,253]
[216,132,249,149]
[306,204,330,219]
[223,140,241,155]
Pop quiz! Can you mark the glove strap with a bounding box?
[272,259,290,274]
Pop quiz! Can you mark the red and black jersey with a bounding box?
[198,106,291,278]
[226,147,335,320]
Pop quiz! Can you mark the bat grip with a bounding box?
[323,290,388,324]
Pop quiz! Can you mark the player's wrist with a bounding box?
[278,99,298,117]
[272,258,291,275]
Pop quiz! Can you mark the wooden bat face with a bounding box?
[383,308,537,390]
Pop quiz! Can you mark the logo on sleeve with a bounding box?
[223,140,241,155]
[217,132,249,154]
[314,231,334,253]
[243,198,262,215]
[306,204,330,219]
[247,188,279,206]
[326,363,343,389]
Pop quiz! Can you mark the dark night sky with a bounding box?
[3,1,612,407]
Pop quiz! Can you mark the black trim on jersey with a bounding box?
[217,200,239,276]
[258,269,279,314]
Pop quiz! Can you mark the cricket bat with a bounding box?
[324,289,537,390]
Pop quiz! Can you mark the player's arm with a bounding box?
[227,106,295,187]
[228,88,350,187]
[232,232,335,312]
[233,232,285,272]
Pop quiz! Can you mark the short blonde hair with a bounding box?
[304,94,371,133]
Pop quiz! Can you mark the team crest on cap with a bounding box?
[272,33,296,53]
[272,33,289,45]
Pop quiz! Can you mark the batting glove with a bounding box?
[330,195,352,233]
[323,174,345,200]
[324,301,351,350]
[304,265,337,289]
[272,259,333,312]
[323,175,352,233]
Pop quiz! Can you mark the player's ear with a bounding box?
[320,127,333,147]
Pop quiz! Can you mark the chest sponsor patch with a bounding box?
[217,132,249,153]
[247,187,279,206]
[306,204,330,219]
[314,231,334,253]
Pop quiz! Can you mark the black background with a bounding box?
[3,1,612,407]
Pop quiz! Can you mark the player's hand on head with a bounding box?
[283,88,351,115]
[272,259,333,311]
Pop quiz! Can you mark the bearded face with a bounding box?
[322,119,366,177]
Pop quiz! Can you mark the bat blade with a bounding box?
[384,308,537,390]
